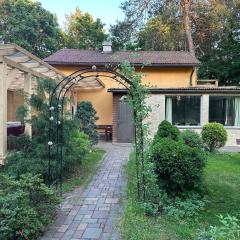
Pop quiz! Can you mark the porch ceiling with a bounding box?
[0,44,67,90]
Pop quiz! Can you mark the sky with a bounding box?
[38,0,125,30]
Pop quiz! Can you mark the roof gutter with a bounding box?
[45,61,201,68]
[108,88,240,94]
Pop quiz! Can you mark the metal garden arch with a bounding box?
[48,65,145,200]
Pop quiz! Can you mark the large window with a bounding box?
[166,96,201,126]
[209,96,240,127]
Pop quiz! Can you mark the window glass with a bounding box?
[166,96,201,126]
[209,96,240,126]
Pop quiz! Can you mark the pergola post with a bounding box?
[0,62,8,164]
[24,73,32,137]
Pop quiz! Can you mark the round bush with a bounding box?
[201,123,227,152]
[181,130,203,149]
[150,137,206,195]
[153,120,180,144]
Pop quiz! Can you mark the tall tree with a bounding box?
[109,21,137,50]
[138,2,186,51]
[121,0,195,55]
[182,0,195,55]
[0,0,65,58]
[65,8,107,50]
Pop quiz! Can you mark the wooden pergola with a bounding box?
[0,44,66,164]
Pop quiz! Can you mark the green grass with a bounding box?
[62,148,105,193]
[121,152,240,240]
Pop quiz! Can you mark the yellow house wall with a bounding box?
[54,65,196,125]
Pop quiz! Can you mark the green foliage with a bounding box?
[0,174,59,240]
[15,105,28,124]
[138,11,185,51]
[119,61,151,201]
[7,134,31,151]
[164,193,207,220]
[109,21,138,50]
[202,123,228,152]
[198,215,240,240]
[65,7,107,49]
[181,130,204,149]
[75,101,99,145]
[150,137,206,195]
[5,79,90,182]
[153,120,180,144]
[62,149,105,193]
[0,0,65,58]
[122,151,240,239]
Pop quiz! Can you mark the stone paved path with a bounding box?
[42,142,132,240]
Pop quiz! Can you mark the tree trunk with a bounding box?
[182,0,195,56]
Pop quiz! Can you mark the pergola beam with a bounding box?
[6,55,30,63]
[3,56,48,79]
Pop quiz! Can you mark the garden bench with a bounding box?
[97,125,112,141]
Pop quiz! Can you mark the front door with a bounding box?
[117,101,135,143]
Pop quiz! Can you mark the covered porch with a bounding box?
[0,44,66,164]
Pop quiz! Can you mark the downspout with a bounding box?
[189,67,195,86]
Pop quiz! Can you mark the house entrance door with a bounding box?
[117,101,135,143]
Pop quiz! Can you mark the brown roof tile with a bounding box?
[44,49,200,67]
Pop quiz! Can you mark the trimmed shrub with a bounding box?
[150,137,206,195]
[181,130,204,149]
[75,101,99,145]
[153,120,180,144]
[5,129,90,181]
[202,122,227,152]
[0,174,59,240]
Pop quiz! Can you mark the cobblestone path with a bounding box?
[42,142,132,240]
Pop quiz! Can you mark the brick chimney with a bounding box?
[102,41,112,53]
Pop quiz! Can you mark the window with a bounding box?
[209,96,240,127]
[166,96,201,126]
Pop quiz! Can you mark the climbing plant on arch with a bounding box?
[48,62,149,201]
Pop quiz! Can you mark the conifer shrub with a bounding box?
[181,130,204,149]
[75,101,99,145]
[152,120,180,145]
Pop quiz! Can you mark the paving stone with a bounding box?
[72,230,84,238]
[82,228,102,239]
[105,198,119,204]
[58,225,68,233]
[77,223,87,231]
[61,229,75,240]
[81,218,98,224]
[41,143,131,240]
[92,210,109,219]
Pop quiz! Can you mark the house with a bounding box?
[44,42,240,146]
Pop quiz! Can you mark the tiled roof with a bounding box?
[44,49,200,67]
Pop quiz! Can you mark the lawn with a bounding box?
[62,148,105,193]
[121,152,240,240]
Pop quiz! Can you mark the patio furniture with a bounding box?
[7,122,25,136]
[97,125,112,141]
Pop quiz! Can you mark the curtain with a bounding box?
[225,98,231,125]
[234,97,240,127]
[166,97,172,123]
